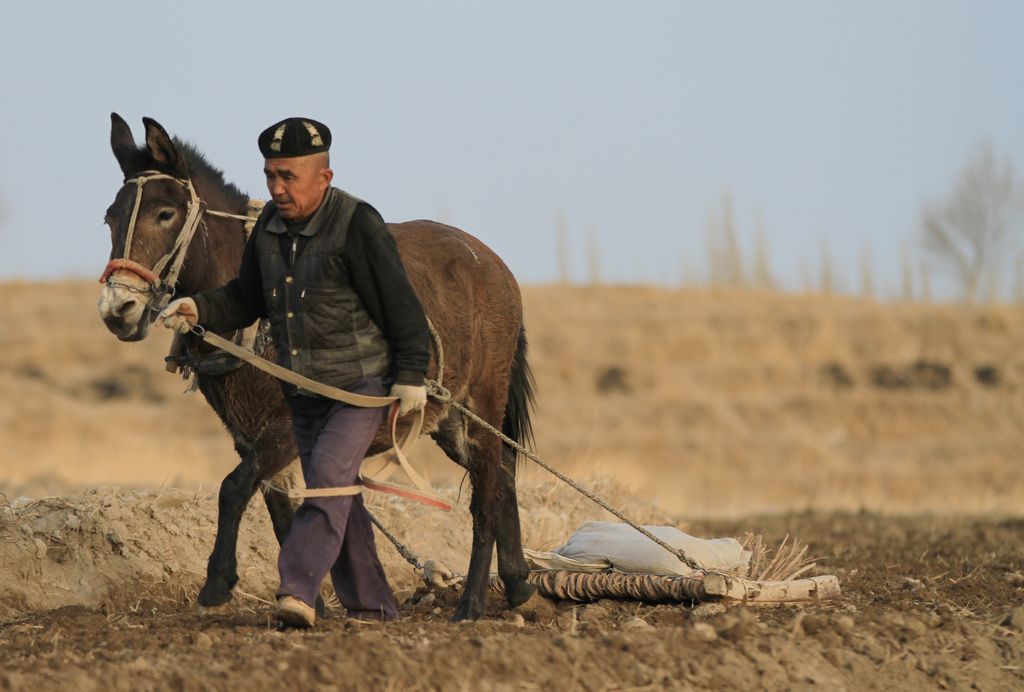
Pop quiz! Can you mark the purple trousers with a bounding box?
[277,380,399,620]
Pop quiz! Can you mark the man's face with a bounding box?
[264,154,333,221]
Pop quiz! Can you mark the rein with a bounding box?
[98,171,253,310]
[196,325,453,511]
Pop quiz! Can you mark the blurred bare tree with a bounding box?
[585,225,601,285]
[707,192,745,287]
[922,141,1019,301]
[554,210,569,284]
[819,239,834,295]
[919,261,932,302]
[901,244,915,301]
[751,219,776,290]
[860,246,875,298]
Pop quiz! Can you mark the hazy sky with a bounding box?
[1,1,1021,296]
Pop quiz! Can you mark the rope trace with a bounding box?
[418,318,704,573]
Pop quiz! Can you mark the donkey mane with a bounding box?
[172,137,250,211]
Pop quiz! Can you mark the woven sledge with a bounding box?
[490,526,841,604]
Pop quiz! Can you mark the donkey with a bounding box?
[96,114,537,621]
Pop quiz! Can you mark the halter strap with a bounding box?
[101,171,251,310]
[121,172,191,263]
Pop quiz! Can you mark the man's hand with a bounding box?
[158,297,199,334]
[390,383,427,416]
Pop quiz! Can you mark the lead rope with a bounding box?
[371,320,706,576]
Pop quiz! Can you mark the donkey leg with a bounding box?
[258,426,304,546]
[453,419,509,622]
[495,448,536,608]
[198,451,262,608]
[434,405,517,620]
[432,410,489,620]
[262,480,296,546]
[453,469,499,621]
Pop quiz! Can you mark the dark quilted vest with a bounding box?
[255,188,390,393]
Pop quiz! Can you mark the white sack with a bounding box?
[550,521,751,578]
[522,549,609,573]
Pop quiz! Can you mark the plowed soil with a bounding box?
[2,502,1021,691]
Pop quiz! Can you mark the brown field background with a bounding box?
[2,280,1021,518]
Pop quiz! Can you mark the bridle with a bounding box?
[98,170,253,312]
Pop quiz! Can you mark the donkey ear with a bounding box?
[142,117,187,176]
[110,112,138,174]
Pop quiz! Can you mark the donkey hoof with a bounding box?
[450,599,484,622]
[197,600,235,616]
[198,584,233,609]
[505,580,538,609]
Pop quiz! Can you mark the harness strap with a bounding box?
[197,328,452,511]
[207,209,255,222]
[122,174,150,262]
[101,171,210,306]
[199,329,397,407]
[122,172,190,265]
[99,258,159,286]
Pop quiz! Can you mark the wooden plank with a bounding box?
[703,573,841,602]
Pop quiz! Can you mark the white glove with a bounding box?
[390,383,427,416]
[157,297,199,334]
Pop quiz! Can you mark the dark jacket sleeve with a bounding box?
[192,229,267,333]
[344,204,430,385]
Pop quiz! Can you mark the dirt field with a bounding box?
[1,281,1022,689]
[2,493,1021,691]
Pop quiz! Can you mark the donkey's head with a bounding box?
[98,114,213,341]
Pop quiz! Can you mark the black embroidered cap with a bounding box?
[258,117,332,159]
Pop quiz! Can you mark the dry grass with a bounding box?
[742,533,818,582]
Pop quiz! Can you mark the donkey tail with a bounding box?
[502,325,537,465]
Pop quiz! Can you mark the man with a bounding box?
[158,117,430,628]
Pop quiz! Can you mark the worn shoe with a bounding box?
[276,595,316,628]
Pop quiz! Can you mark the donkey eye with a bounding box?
[157,209,176,223]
